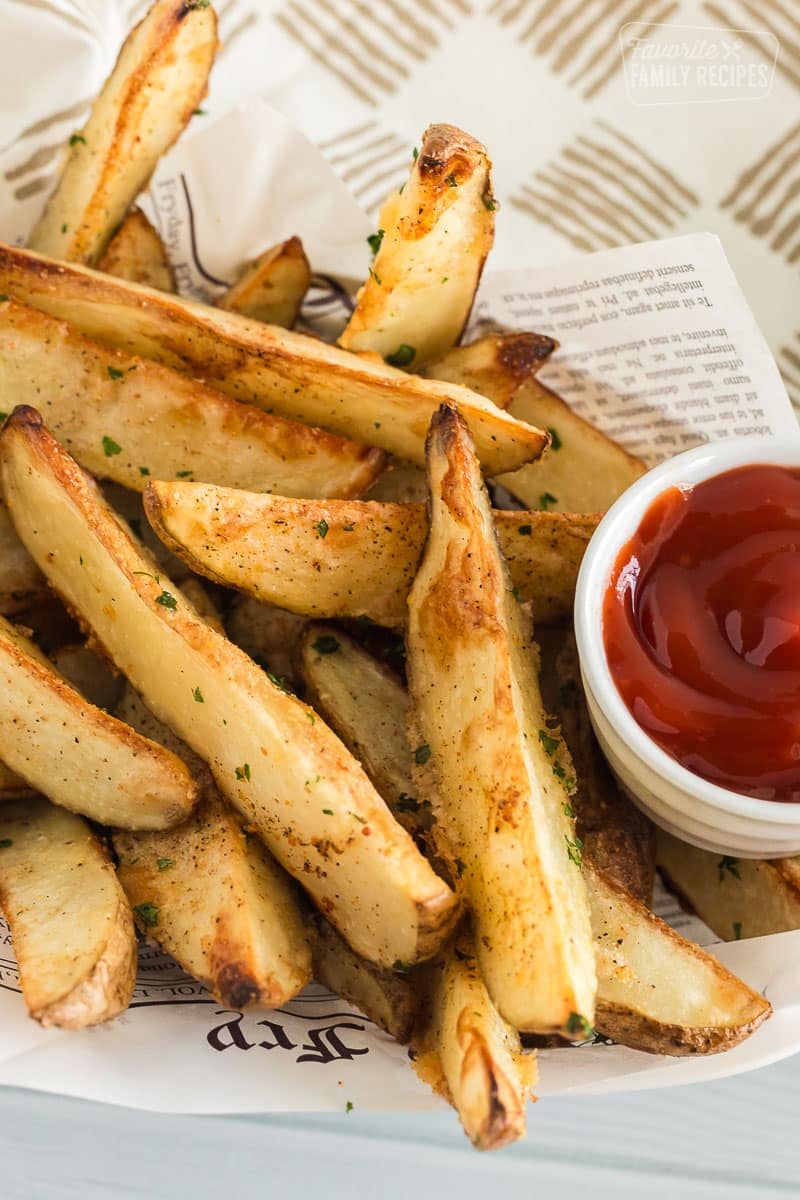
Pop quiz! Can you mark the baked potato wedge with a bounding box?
[0,796,136,1028]
[0,244,547,474]
[537,628,655,905]
[0,297,383,499]
[217,236,311,328]
[97,207,176,292]
[0,408,457,968]
[115,668,312,1018]
[0,611,195,829]
[143,482,598,628]
[0,501,46,614]
[296,609,769,1057]
[657,832,800,941]
[309,912,417,1041]
[589,862,772,1054]
[225,596,306,690]
[300,624,420,834]
[496,378,646,512]
[49,642,123,712]
[340,125,495,368]
[425,332,558,410]
[413,930,535,1151]
[28,0,217,265]
[406,404,596,1034]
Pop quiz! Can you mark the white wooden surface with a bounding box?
[2,1055,798,1198]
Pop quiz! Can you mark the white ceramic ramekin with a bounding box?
[574,436,800,858]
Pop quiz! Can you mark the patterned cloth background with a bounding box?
[0,0,797,403]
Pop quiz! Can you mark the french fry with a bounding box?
[300,624,421,834]
[28,0,218,265]
[143,482,598,628]
[0,501,47,614]
[0,243,547,474]
[0,298,383,499]
[406,404,596,1034]
[309,912,417,1041]
[98,207,176,292]
[217,237,311,327]
[0,796,136,1028]
[657,832,800,942]
[588,862,771,1054]
[0,611,196,829]
[424,332,557,410]
[496,378,647,512]
[340,125,495,368]
[294,616,771,1056]
[413,931,535,1151]
[537,628,655,905]
[0,408,458,968]
[226,595,307,690]
[114,684,312,1008]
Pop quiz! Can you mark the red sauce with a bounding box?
[603,463,800,803]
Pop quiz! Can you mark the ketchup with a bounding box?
[603,463,800,803]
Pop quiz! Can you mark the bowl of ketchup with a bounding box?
[575,436,800,858]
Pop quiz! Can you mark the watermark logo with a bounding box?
[620,22,778,106]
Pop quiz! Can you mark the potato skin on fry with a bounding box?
[0,408,458,969]
[0,298,384,499]
[0,612,196,830]
[406,403,596,1034]
[29,0,218,265]
[340,125,495,368]
[98,208,176,293]
[144,482,598,628]
[0,243,547,474]
[0,796,136,1028]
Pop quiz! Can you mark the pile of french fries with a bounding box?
[0,0,783,1150]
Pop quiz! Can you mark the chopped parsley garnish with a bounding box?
[194,107,207,116]
[547,426,563,451]
[315,519,329,539]
[192,686,204,703]
[565,835,584,867]
[235,763,251,782]
[312,634,340,655]
[134,902,159,928]
[367,228,384,256]
[306,712,316,725]
[102,435,122,456]
[563,801,576,818]
[267,672,291,694]
[386,343,416,368]
[69,133,86,146]
[0,838,12,849]
[155,590,178,611]
[414,744,431,765]
[733,921,743,940]
[392,960,412,973]
[484,195,497,211]
[0,412,7,423]
[539,492,558,510]
[345,1100,354,1113]
[412,147,419,161]
[342,523,355,532]
[156,858,175,871]
[718,855,741,882]
[138,466,151,476]
[538,729,559,756]
[445,172,458,187]
[107,365,124,381]
[454,857,466,876]
[369,267,382,285]
[176,470,194,479]
[322,808,334,816]
[0,296,8,303]
[510,585,521,601]
[61,223,68,234]
[518,523,532,536]
[566,1011,594,1039]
